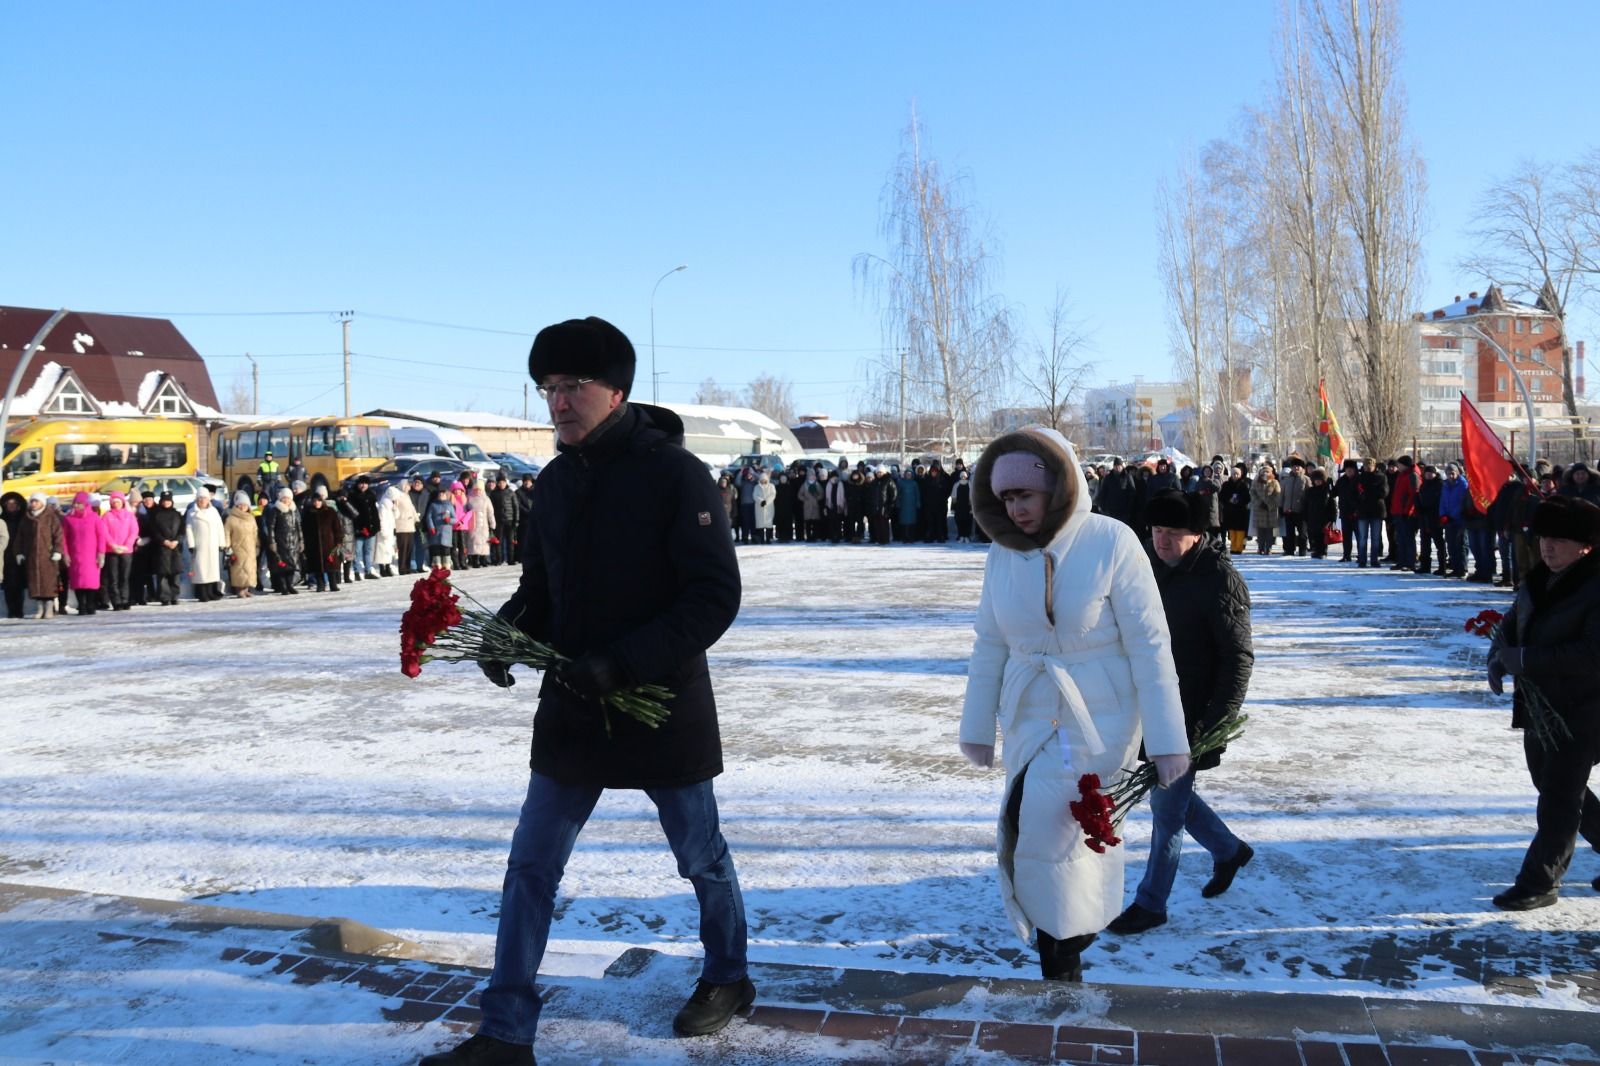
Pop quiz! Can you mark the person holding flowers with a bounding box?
[958,428,1190,983]
[421,317,747,1066]
[1486,495,1600,911]
[1106,490,1255,935]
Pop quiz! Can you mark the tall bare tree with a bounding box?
[223,372,254,415]
[693,377,738,407]
[743,373,796,427]
[1019,288,1093,433]
[1465,159,1593,440]
[1158,158,1213,458]
[1309,0,1424,460]
[856,111,1013,456]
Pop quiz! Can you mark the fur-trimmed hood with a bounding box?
[972,428,1090,550]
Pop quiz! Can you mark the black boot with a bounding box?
[418,1032,535,1065]
[1038,931,1096,981]
[1492,884,1558,911]
[1106,903,1166,935]
[672,975,756,1036]
[1202,841,1254,898]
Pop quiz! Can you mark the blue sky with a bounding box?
[3,2,1596,421]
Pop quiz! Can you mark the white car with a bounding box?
[97,474,228,512]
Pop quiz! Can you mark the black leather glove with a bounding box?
[1499,646,1526,677]
[1487,656,1505,696]
[480,661,515,688]
[558,654,621,702]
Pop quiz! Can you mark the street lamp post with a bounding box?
[0,308,68,494]
[650,265,687,405]
[1446,319,1537,468]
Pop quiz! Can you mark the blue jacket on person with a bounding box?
[1438,474,1470,523]
[896,476,921,525]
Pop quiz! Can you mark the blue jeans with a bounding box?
[353,535,375,576]
[411,531,429,573]
[1134,769,1242,915]
[479,773,748,1046]
[1356,518,1384,565]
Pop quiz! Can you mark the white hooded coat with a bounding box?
[374,485,402,566]
[960,429,1188,943]
[185,501,226,585]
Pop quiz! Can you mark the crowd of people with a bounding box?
[0,466,536,620]
[715,458,976,545]
[1082,452,1600,591]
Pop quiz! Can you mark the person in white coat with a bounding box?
[185,487,227,603]
[959,428,1191,981]
[753,472,777,543]
[374,484,402,576]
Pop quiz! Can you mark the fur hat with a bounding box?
[990,451,1055,495]
[528,317,636,399]
[1531,496,1600,546]
[1145,489,1208,533]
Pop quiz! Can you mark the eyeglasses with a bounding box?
[535,378,595,399]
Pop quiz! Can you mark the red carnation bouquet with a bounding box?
[1070,715,1249,853]
[1464,607,1569,750]
[399,568,672,734]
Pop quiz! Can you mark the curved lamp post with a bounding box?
[0,308,69,493]
[650,265,687,405]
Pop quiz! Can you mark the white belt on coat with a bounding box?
[999,644,1112,763]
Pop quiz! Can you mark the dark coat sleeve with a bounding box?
[498,509,551,642]
[1204,565,1254,732]
[604,457,741,685]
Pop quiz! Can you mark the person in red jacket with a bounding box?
[1388,456,1420,571]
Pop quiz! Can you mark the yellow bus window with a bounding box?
[4,447,41,479]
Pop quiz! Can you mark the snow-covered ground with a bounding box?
[3,542,1597,1021]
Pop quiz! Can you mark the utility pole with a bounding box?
[898,347,907,462]
[339,312,353,417]
[246,353,259,415]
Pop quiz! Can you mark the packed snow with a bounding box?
[2,542,1597,1034]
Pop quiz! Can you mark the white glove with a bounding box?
[50,552,62,562]
[959,742,995,769]
[13,555,22,566]
[1153,753,1191,788]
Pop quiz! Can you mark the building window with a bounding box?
[148,379,193,417]
[1532,320,1543,334]
[44,378,94,415]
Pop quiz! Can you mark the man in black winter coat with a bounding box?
[487,474,521,565]
[1487,496,1600,911]
[1331,459,1362,562]
[1094,459,1136,527]
[1109,490,1254,935]
[425,318,750,1066]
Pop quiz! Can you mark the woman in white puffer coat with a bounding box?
[959,428,1191,981]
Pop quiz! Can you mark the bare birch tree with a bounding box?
[855,112,1013,456]
[1309,0,1424,460]
[693,378,738,407]
[1019,288,1094,433]
[1464,159,1593,441]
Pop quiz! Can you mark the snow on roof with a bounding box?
[362,408,553,430]
[5,361,65,417]
[1427,291,1549,320]
[660,401,784,432]
[135,371,164,409]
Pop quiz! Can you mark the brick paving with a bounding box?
[95,929,1600,1064]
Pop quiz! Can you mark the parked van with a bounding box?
[387,423,500,479]
[1,417,197,500]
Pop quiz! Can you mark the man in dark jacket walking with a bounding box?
[423,318,750,1066]
[1487,496,1600,910]
[1355,458,1389,567]
[1108,491,1254,934]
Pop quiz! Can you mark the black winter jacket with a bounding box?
[499,404,741,789]
[1355,470,1388,519]
[1492,550,1600,763]
[1148,540,1254,770]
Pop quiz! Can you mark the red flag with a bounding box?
[1459,393,1514,513]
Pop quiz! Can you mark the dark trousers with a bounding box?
[4,562,28,617]
[156,572,180,605]
[1514,730,1600,892]
[1339,511,1358,560]
[1444,522,1466,573]
[869,515,891,545]
[396,531,415,572]
[102,552,132,607]
[73,588,99,615]
[738,503,756,542]
[1281,511,1305,555]
[1391,514,1417,568]
[1417,518,1444,570]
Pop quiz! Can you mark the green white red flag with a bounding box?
[1315,380,1346,469]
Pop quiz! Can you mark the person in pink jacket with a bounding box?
[60,491,109,616]
[100,491,141,610]
[449,480,470,569]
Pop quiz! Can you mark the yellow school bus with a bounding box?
[1,418,197,500]
[215,416,392,494]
